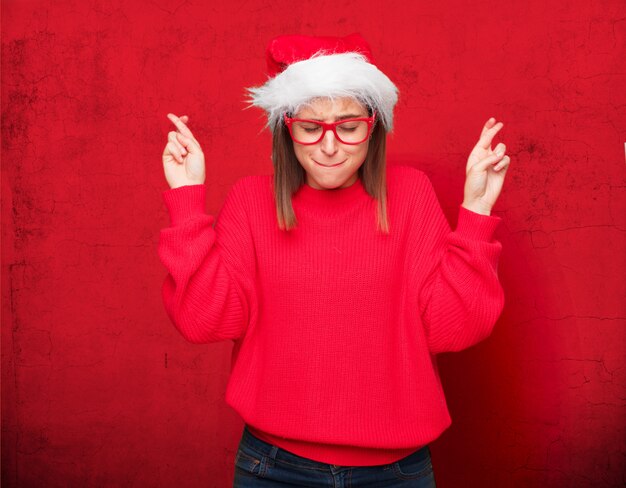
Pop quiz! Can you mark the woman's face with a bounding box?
[291,97,370,190]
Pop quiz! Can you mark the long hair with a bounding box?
[272,110,389,234]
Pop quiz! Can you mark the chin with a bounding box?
[303,158,362,190]
[317,181,344,190]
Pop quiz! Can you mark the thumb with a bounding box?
[472,152,502,174]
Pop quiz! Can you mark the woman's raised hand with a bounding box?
[462,117,511,216]
[162,113,206,189]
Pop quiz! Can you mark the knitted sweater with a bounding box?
[158,164,504,466]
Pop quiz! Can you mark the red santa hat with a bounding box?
[246,33,399,132]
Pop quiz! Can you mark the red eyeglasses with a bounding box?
[283,111,377,145]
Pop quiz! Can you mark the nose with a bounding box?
[319,128,338,155]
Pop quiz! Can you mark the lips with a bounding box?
[314,159,346,167]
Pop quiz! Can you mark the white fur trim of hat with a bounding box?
[246,51,399,132]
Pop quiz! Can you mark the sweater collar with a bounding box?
[291,177,368,214]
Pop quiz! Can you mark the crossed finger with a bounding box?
[167,113,202,151]
[167,113,198,142]
[478,117,504,151]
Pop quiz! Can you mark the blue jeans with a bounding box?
[233,425,437,487]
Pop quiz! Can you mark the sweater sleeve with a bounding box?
[157,180,256,344]
[414,173,505,354]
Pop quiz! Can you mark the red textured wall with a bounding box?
[2,1,624,487]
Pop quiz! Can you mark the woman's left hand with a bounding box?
[462,117,511,216]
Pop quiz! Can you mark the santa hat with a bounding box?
[246,33,399,132]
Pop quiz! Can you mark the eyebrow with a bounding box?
[307,113,365,122]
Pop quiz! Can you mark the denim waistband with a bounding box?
[239,425,431,469]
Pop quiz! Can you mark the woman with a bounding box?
[159,33,510,487]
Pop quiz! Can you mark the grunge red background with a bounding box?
[2,1,624,486]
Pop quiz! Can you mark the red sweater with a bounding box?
[158,164,504,466]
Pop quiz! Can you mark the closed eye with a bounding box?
[296,123,322,132]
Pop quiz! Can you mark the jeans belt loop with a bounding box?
[266,445,279,467]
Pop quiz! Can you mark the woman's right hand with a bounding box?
[162,113,206,189]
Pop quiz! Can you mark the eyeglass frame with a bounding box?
[283,111,377,145]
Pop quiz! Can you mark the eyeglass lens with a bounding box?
[291,120,370,144]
